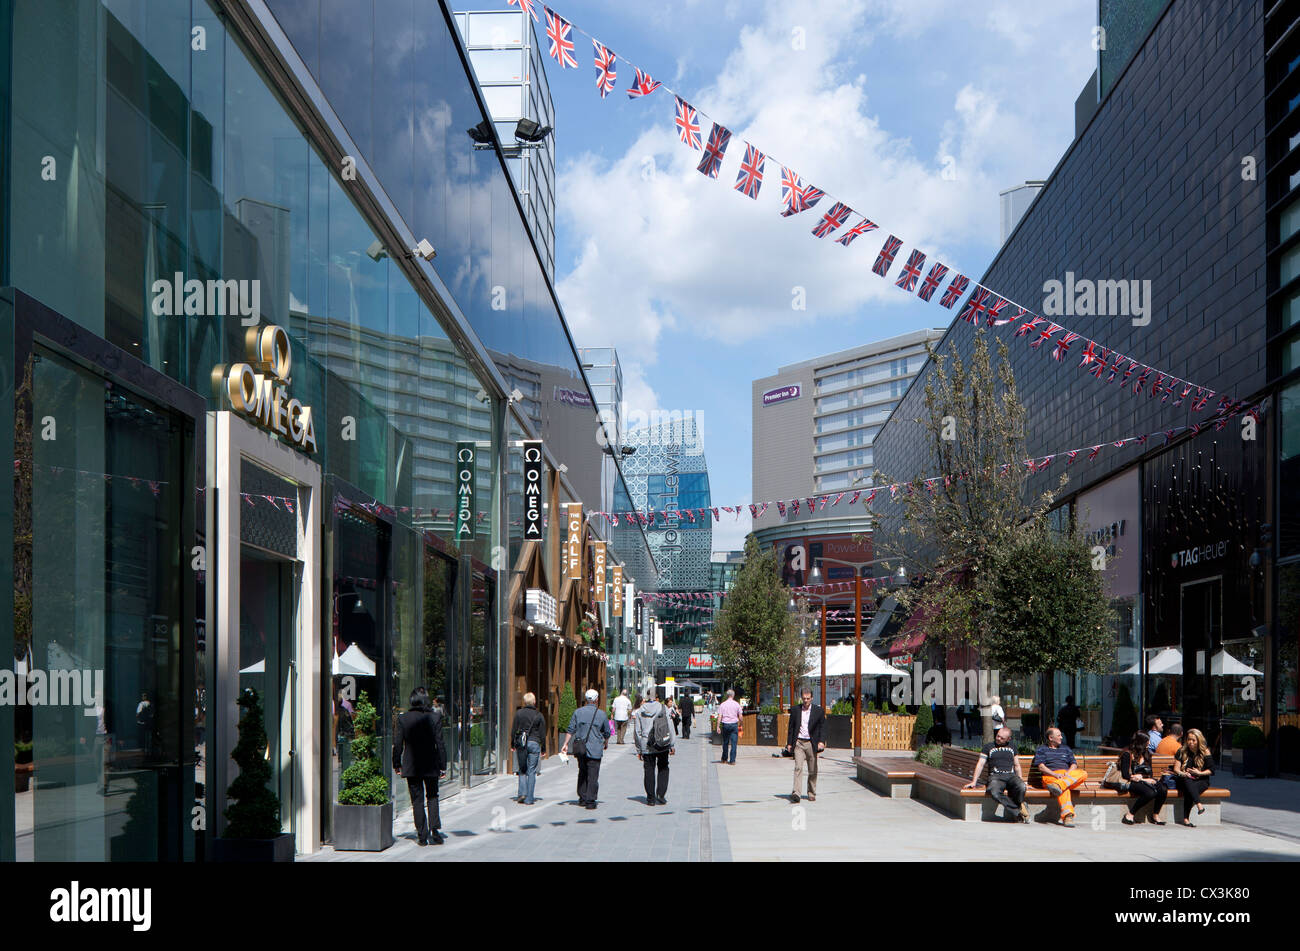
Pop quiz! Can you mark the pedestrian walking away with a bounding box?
[964,727,1029,821]
[562,689,609,809]
[511,692,546,805]
[1058,694,1081,750]
[786,688,825,802]
[612,688,632,744]
[679,692,694,739]
[635,693,676,804]
[717,689,743,764]
[393,687,447,845]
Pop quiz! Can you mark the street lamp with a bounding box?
[808,555,895,756]
[798,589,840,710]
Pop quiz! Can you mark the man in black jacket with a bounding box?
[786,688,825,803]
[393,687,447,845]
[679,693,695,739]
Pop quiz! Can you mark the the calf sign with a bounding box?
[455,442,475,540]
[218,324,317,452]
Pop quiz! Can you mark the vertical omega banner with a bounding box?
[455,442,475,540]
[592,542,607,601]
[566,503,583,581]
[611,565,623,616]
[522,441,544,541]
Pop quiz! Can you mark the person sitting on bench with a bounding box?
[963,727,1029,822]
[1172,727,1215,827]
[1118,731,1167,825]
[1033,727,1087,828]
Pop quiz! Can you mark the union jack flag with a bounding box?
[958,286,994,324]
[734,143,766,199]
[1131,367,1151,395]
[917,262,949,301]
[1164,429,1178,444]
[1067,450,1080,464]
[872,235,903,277]
[1105,352,1126,383]
[593,41,617,97]
[674,97,701,149]
[791,499,801,516]
[1079,340,1100,367]
[812,202,852,238]
[848,491,861,505]
[748,504,758,518]
[939,273,969,308]
[895,249,926,291]
[1052,331,1081,361]
[1173,384,1193,407]
[999,305,1029,327]
[1014,315,1044,338]
[1120,360,1139,386]
[835,217,878,247]
[697,123,731,178]
[778,167,823,217]
[863,489,877,506]
[1088,348,1109,378]
[508,0,539,22]
[776,500,786,517]
[1150,372,1166,399]
[544,8,577,68]
[985,296,1012,326]
[1192,389,1213,411]
[627,67,661,98]
[1029,322,1063,350]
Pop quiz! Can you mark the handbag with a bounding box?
[1100,760,1129,793]
[1075,717,1085,731]
[572,707,600,757]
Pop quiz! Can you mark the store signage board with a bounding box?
[612,565,623,617]
[762,384,800,406]
[218,324,317,452]
[566,504,583,581]
[455,442,475,540]
[523,441,544,540]
[593,542,606,601]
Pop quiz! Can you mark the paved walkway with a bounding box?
[305,736,1300,862]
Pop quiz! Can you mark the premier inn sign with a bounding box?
[214,324,317,453]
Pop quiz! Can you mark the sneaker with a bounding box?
[1060,816,1075,828]
[429,832,444,844]
[658,796,668,805]
[586,802,597,810]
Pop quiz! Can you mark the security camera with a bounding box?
[366,240,388,262]
[558,463,568,474]
[412,238,436,261]
[475,388,490,404]
[509,387,524,404]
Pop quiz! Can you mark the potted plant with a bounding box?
[914,743,943,768]
[14,741,33,793]
[333,691,393,852]
[469,722,488,774]
[912,703,934,749]
[212,688,294,862]
[1232,725,1267,778]
[825,699,854,748]
[558,684,577,736]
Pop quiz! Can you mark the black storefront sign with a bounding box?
[523,440,543,540]
[756,713,779,746]
[455,442,475,540]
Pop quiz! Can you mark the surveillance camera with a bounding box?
[412,238,436,261]
[557,463,568,474]
[509,387,524,404]
[475,388,489,404]
[366,240,388,262]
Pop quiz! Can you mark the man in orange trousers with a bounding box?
[1033,726,1087,827]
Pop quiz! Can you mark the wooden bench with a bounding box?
[853,755,919,798]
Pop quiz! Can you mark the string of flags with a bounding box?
[596,399,1263,527]
[510,1,1242,416]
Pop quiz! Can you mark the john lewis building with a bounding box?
[0,0,653,861]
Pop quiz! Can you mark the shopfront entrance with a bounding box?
[1179,576,1223,741]
[208,411,321,855]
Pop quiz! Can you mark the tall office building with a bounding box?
[454,6,557,278]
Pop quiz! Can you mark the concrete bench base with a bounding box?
[855,758,916,799]
[965,796,1221,826]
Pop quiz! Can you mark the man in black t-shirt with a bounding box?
[964,727,1029,821]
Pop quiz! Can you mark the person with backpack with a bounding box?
[511,692,546,805]
[561,689,609,810]
[634,691,676,804]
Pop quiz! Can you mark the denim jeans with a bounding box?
[720,722,739,763]
[516,741,541,803]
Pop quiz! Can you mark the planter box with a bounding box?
[211,833,295,863]
[1241,748,1267,778]
[15,763,34,793]
[333,800,394,852]
[739,712,757,746]
[824,716,853,749]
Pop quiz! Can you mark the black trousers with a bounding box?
[1128,779,1168,816]
[643,750,670,801]
[406,776,441,838]
[681,715,691,739]
[1175,774,1212,808]
[577,754,601,804]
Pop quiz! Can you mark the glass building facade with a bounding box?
[1,0,651,861]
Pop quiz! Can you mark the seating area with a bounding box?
[856,746,1229,824]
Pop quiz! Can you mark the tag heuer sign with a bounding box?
[523,441,544,540]
[455,442,475,540]
[762,384,800,406]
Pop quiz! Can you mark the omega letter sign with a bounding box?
[455,442,475,540]
[523,441,544,540]
[216,324,317,452]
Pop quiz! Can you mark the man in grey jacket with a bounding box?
[634,693,676,805]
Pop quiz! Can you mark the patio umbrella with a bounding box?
[238,658,265,674]
[813,644,897,678]
[333,642,376,677]
[1209,650,1262,677]
[1121,647,1183,676]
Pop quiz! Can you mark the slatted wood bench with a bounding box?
[853,755,919,798]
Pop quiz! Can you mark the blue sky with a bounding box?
[535,0,1098,550]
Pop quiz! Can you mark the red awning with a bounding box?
[886,603,931,657]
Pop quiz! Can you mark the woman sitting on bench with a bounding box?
[1172,728,1215,826]
[1118,731,1167,825]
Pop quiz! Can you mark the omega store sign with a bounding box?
[213,324,317,452]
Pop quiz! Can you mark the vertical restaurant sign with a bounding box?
[634,597,644,637]
[592,542,607,601]
[455,442,475,540]
[611,565,624,617]
[566,503,583,581]
[523,441,544,541]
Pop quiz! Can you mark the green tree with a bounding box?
[224,689,283,839]
[710,535,803,700]
[338,691,389,805]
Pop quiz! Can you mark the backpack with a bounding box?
[650,707,673,750]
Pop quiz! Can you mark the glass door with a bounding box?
[1180,577,1223,746]
[422,545,458,787]
[465,567,496,786]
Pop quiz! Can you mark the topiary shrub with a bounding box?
[558,684,577,734]
[1232,725,1266,750]
[914,744,943,768]
[338,692,389,806]
[224,688,283,839]
[914,704,934,736]
[830,699,854,716]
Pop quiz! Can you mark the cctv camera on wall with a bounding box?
[412,238,436,261]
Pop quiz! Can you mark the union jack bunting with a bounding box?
[734,143,766,199]
[812,202,853,238]
[807,498,817,511]
[1079,340,1100,367]
[508,0,539,22]
[938,273,970,308]
[1120,360,1139,386]
[627,67,662,98]
[1088,446,1102,460]
[1105,353,1126,383]
[711,507,720,521]
[1192,389,1213,411]
[674,97,702,149]
[1150,372,1166,399]
[1113,439,1128,448]
[748,504,758,518]
[1051,331,1081,361]
[776,501,786,517]
[872,235,903,277]
[593,41,617,97]
[791,499,800,516]
[1164,429,1178,444]
[1067,450,1080,464]
[758,502,769,518]
[863,490,877,506]
[1132,367,1152,395]
[917,262,949,301]
[544,8,577,68]
[1029,322,1063,350]
[889,485,899,499]
[1014,315,1046,338]
[778,168,824,217]
[1089,347,1109,378]
[1173,385,1193,407]
[835,217,878,247]
[848,491,861,505]
[895,249,926,292]
[697,123,731,178]
[985,296,1012,326]
[957,286,994,324]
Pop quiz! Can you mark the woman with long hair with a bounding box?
[1172,727,1214,826]
[1119,731,1167,825]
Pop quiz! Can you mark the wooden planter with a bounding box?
[739,712,757,745]
[858,714,917,750]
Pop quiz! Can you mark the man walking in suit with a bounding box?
[679,693,695,739]
[393,687,447,845]
[786,688,825,803]
[562,689,609,810]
